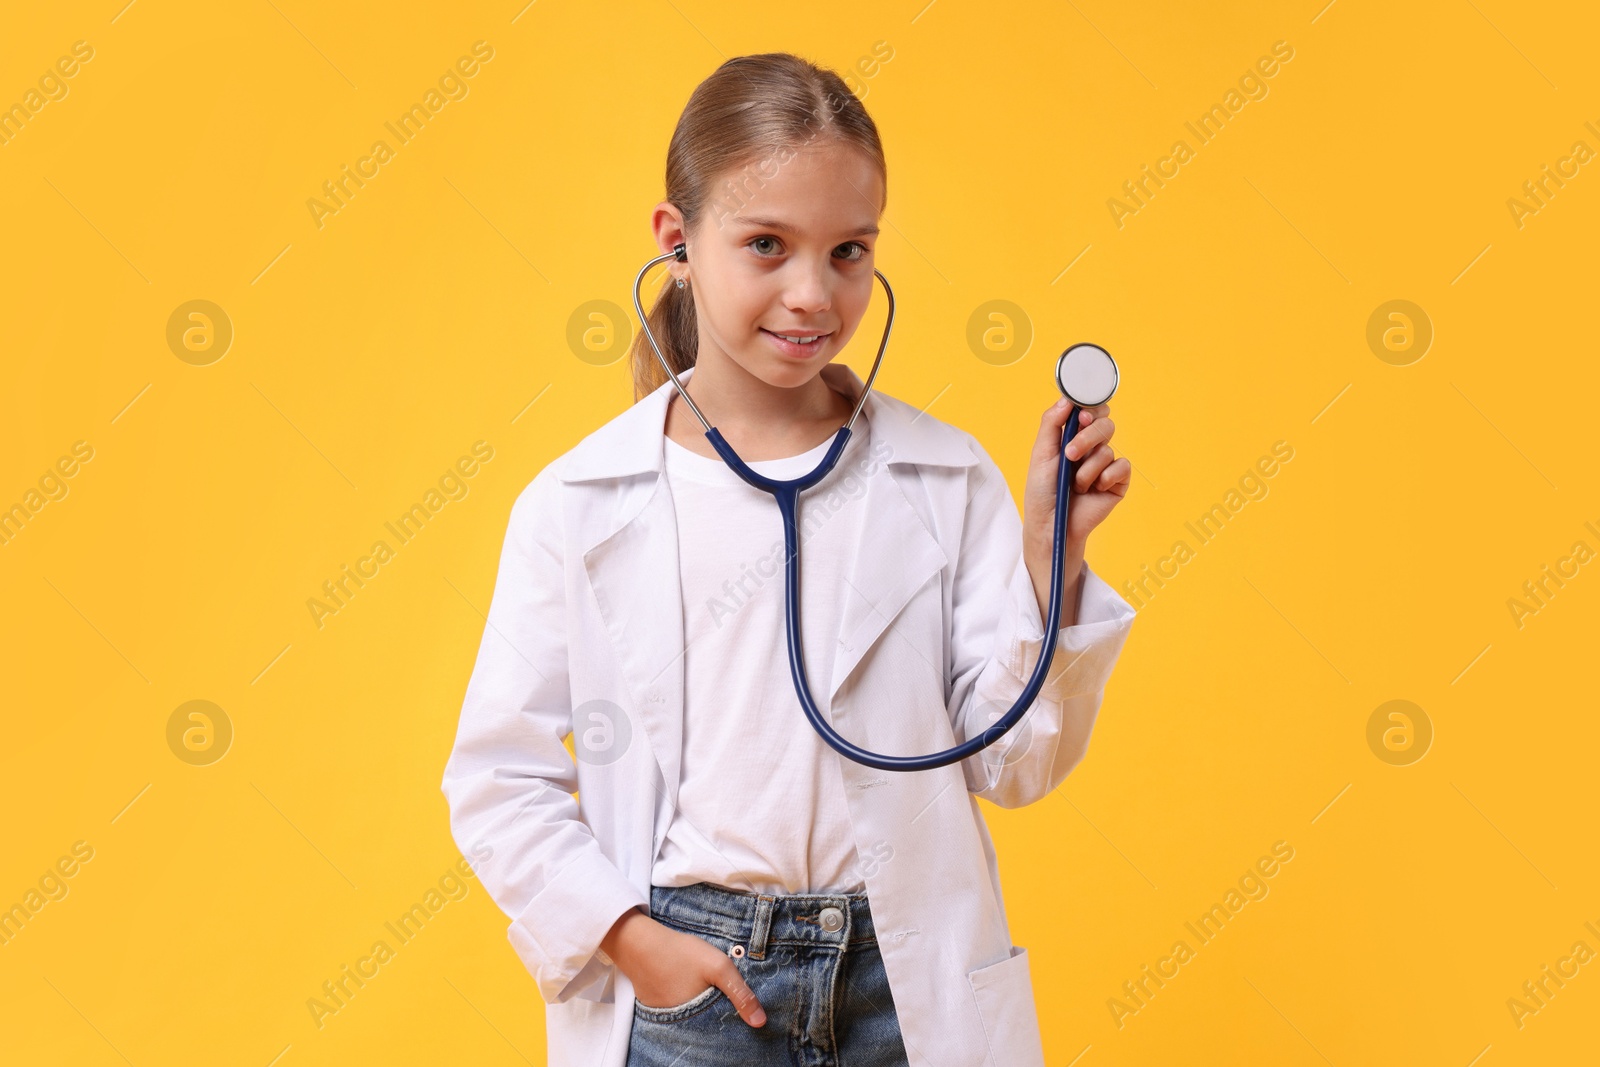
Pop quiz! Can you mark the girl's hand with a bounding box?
[1020,399,1131,621]
[1022,398,1130,550]
[602,908,767,1027]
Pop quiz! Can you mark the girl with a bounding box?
[443,52,1136,1067]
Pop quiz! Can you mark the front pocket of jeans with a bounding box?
[633,982,724,1023]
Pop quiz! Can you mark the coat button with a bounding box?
[819,906,844,932]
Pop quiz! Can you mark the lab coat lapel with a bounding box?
[580,474,688,811]
[565,379,689,813]
[827,458,948,710]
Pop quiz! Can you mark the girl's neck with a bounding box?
[667,354,854,461]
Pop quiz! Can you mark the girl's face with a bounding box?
[668,140,884,390]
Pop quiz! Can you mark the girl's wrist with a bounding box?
[1025,539,1086,630]
[598,905,649,969]
[1023,531,1086,581]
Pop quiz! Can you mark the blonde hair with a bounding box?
[629,52,888,402]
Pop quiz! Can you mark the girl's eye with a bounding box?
[747,237,871,260]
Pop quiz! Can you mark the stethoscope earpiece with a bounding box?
[1055,343,1119,407]
[673,242,687,262]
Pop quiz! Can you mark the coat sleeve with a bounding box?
[945,438,1137,809]
[441,464,649,1003]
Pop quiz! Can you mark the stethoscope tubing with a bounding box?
[632,248,1081,772]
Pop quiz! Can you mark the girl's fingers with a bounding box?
[718,961,767,1027]
[1066,414,1115,461]
[1036,399,1073,457]
[1097,456,1133,494]
[1072,443,1117,492]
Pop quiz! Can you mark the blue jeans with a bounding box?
[626,881,911,1067]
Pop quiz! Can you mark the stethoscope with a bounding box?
[632,242,1121,772]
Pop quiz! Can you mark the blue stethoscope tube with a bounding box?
[632,243,1097,772]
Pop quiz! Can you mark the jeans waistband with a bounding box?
[648,881,877,959]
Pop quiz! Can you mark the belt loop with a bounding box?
[749,895,774,959]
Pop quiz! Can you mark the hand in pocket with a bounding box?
[619,918,767,1026]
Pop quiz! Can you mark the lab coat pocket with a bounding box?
[966,944,1045,1067]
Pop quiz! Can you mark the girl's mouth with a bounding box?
[761,327,831,358]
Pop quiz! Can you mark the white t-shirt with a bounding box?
[651,414,874,895]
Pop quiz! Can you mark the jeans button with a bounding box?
[819,906,844,932]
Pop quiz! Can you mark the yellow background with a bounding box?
[3,0,1596,1063]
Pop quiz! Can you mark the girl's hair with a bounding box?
[629,52,888,402]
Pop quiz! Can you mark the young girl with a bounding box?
[443,52,1135,1067]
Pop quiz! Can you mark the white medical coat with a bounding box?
[441,362,1138,1066]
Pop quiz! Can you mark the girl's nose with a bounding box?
[782,258,832,313]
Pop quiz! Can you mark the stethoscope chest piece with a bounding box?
[1056,342,1119,406]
